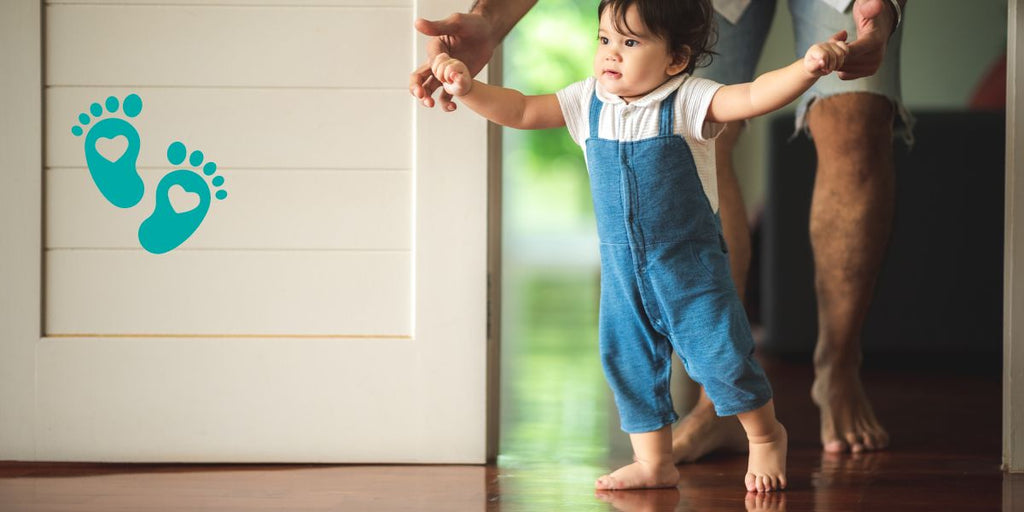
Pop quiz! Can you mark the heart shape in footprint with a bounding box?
[168,184,201,214]
[95,135,129,163]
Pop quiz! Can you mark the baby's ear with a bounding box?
[668,46,692,76]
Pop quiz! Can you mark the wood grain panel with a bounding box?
[46,4,410,88]
[45,168,411,249]
[47,87,411,169]
[45,250,411,335]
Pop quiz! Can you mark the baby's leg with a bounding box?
[736,400,788,492]
[595,425,679,490]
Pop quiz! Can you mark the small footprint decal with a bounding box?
[138,141,228,254]
[71,94,145,208]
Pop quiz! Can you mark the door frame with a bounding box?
[0,0,42,461]
[1004,0,1024,473]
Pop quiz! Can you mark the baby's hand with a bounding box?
[804,30,849,77]
[431,53,473,98]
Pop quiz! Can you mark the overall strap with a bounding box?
[658,89,679,137]
[588,88,603,139]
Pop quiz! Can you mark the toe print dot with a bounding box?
[203,162,217,176]
[123,94,143,118]
[189,150,204,167]
[216,190,228,200]
[212,176,224,187]
[71,126,83,136]
[90,103,103,117]
[167,142,187,165]
[78,113,90,125]
[105,96,119,113]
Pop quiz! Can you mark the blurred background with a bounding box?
[497,0,1009,493]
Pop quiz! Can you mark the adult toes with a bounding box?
[824,438,848,453]
[845,432,865,453]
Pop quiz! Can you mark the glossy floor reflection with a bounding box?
[0,269,1017,511]
[492,268,1012,511]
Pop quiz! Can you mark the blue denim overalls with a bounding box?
[585,87,772,433]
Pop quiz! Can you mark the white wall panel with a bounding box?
[45,250,411,335]
[51,0,407,5]
[47,88,411,170]
[46,168,411,249]
[46,4,410,88]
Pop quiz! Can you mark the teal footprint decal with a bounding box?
[71,94,145,208]
[138,141,228,254]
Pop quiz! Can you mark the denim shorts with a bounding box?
[695,0,914,144]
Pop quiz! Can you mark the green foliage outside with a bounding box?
[503,0,599,237]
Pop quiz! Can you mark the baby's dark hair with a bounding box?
[597,0,716,74]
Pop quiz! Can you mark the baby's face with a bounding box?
[593,5,685,103]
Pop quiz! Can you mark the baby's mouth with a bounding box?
[603,70,621,79]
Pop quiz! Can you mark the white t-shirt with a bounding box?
[555,74,726,212]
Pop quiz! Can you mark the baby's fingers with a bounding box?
[431,53,448,80]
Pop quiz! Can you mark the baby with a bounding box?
[428,0,847,493]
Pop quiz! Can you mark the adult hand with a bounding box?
[837,0,900,80]
[410,13,497,112]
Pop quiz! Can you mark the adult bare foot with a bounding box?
[671,392,749,463]
[812,365,889,453]
[745,423,788,492]
[595,459,679,491]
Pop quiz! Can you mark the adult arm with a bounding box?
[838,0,907,80]
[409,0,537,111]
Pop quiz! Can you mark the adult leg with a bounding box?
[672,121,749,462]
[805,93,893,453]
[671,0,776,463]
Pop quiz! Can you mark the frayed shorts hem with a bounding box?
[793,91,916,147]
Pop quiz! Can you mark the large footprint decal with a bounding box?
[138,141,228,254]
[71,94,145,208]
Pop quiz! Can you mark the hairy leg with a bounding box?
[671,121,750,463]
[805,93,894,453]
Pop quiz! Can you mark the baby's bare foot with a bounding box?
[812,366,889,453]
[745,423,788,492]
[672,399,748,463]
[595,460,679,491]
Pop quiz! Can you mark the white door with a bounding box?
[0,0,494,463]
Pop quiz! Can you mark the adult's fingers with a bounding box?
[438,90,457,112]
[410,60,446,108]
[414,14,461,38]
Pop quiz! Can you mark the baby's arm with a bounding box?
[707,31,849,123]
[431,53,565,130]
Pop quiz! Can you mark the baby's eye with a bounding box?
[599,36,609,44]
[625,39,639,47]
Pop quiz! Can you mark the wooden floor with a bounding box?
[0,354,1016,511]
